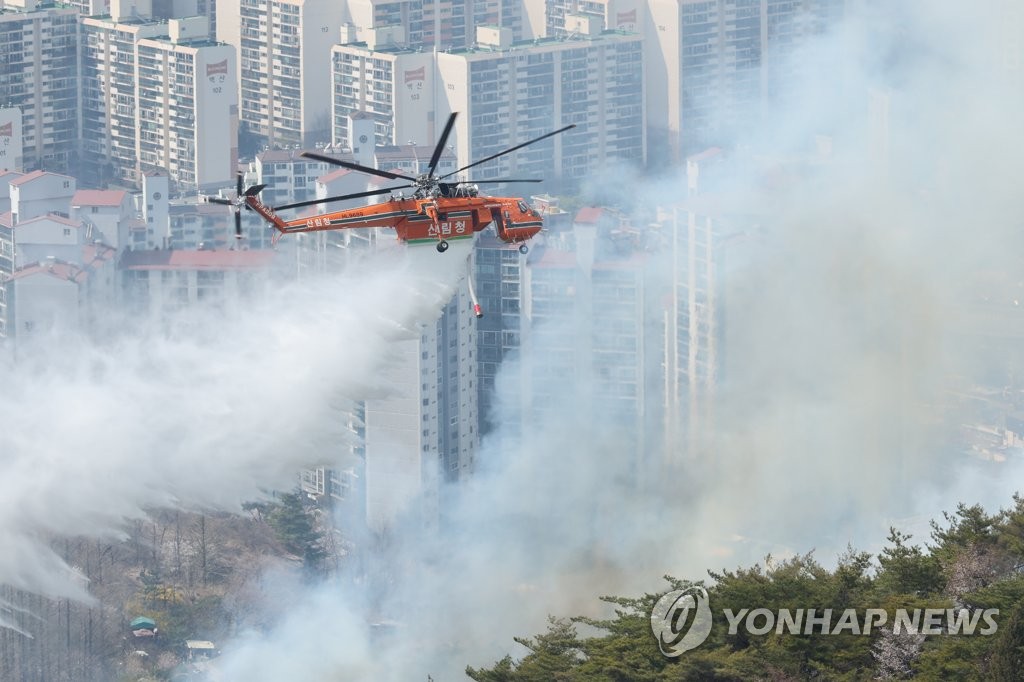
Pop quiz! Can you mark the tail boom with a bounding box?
[245,194,289,235]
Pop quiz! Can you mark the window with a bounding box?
[63,228,71,236]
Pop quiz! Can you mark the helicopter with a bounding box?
[231,112,575,254]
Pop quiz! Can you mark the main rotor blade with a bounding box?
[235,210,242,238]
[273,185,413,211]
[236,171,243,197]
[301,151,417,182]
[208,197,234,205]
[428,112,458,178]
[466,179,543,184]
[439,124,576,179]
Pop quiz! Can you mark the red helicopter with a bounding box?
[230,112,574,255]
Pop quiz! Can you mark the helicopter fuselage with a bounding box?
[246,193,542,246]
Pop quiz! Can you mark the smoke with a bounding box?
[6,0,1024,678]
[0,240,474,602]
[210,2,1024,678]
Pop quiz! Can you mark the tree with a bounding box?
[466,618,581,682]
[267,490,326,571]
[876,528,943,597]
[989,603,1024,681]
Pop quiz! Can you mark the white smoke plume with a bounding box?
[0,240,474,603]
[216,2,1024,679]
[5,0,1024,678]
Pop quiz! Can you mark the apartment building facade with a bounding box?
[646,0,847,163]
[0,0,79,174]
[81,16,237,191]
[331,25,644,192]
[216,0,345,149]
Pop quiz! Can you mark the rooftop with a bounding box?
[258,148,353,164]
[319,168,355,184]
[10,258,88,284]
[72,189,128,207]
[574,207,605,224]
[15,213,80,228]
[120,248,277,270]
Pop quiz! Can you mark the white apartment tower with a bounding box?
[216,0,346,148]
[330,42,436,150]
[81,16,238,191]
[137,22,237,190]
[364,281,478,532]
[332,26,645,191]
[344,0,539,52]
[81,19,163,187]
[521,213,661,485]
[0,1,79,174]
[646,0,846,163]
[436,27,644,190]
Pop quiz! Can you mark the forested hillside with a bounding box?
[467,496,1024,681]
[0,490,336,681]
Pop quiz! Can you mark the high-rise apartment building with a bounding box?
[216,0,346,149]
[137,26,237,190]
[329,41,437,151]
[519,211,662,480]
[473,234,527,437]
[81,16,237,191]
[436,26,644,190]
[343,0,540,53]
[646,0,846,163]
[0,108,24,173]
[363,274,478,532]
[332,24,644,192]
[0,0,79,174]
[0,213,13,339]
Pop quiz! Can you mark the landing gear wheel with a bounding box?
[518,243,529,255]
[436,240,449,253]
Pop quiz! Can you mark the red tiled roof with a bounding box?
[0,212,12,228]
[8,170,46,186]
[531,248,577,268]
[687,147,724,163]
[9,259,88,284]
[259,148,354,164]
[9,170,75,186]
[72,189,128,207]
[574,207,604,224]
[83,242,117,265]
[120,249,277,270]
[318,168,354,183]
[16,213,80,228]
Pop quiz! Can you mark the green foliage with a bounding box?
[995,494,1024,567]
[266,490,325,571]
[467,494,1024,680]
[988,603,1024,681]
[466,618,581,681]
[876,528,943,597]
[929,503,999,565]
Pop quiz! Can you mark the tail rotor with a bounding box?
[208,171,252,239]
